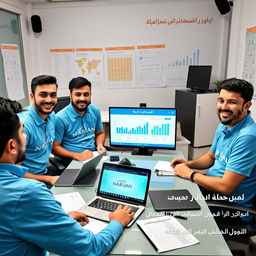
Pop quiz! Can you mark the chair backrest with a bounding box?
[54,96,70,113]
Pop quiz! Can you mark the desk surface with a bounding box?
[52,151,232,256]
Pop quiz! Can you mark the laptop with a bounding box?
[79,162,151,227]
[54,151,106,187]
[149,189,201,211]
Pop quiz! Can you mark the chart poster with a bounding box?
[1,44,24,100]
[104,46,136,89]
[50,48,76,92]
[74,48,104,88]
[136,44,165,88]
[242,26,256,97]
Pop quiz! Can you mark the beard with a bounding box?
[34,100,56,115]
[15,147,26,164]
[217,109,242,125]
[71,100,90,113]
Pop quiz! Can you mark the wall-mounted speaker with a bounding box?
[31,15,42,33]
[214,0,233,15]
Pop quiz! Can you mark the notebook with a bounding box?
[79,162,151,227]
[54,151,106,187]
[149,189,201,211]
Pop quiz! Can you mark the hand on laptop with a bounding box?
[109,205,135,227]
[69,211,89,226]
[74,150,93,161]
[96,145,106,153]
[47,175,60,185]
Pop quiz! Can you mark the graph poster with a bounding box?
[136,45,165,88]
[1,44,25,100]
[166,48,200,87]
[104,46,136,89]
[242,26,256,97]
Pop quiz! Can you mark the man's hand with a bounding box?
[170,158,187,168]
[109,205,135,227]
[69,211,89,226]
[46,175,60,185]
[74,150,93,161]
[97,145,106,153]
[174,163,194,180]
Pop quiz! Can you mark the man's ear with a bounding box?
[6,139,17,154]
[30,92,34,101]
[245,101,252,110]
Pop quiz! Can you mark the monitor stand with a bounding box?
[131,147,153,156]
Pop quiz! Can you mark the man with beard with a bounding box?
[0,99,134,256]
[52,77,105,167]
[18,75,59,186]
[171,78,256,223]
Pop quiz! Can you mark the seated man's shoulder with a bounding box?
[56,105,70,119]
[89,104,100,114]
[18,109,32,123]
[240,122,256,137]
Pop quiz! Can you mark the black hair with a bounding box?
[218,78,254,103]
[31,75,58,94]
[0,100,21,158]
[69,77,91,92]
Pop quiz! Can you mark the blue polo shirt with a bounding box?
[54,103,103,152]
[18,104,55,174]
[208,113,256,208]
[0,163,123,256]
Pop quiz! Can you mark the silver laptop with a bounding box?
[54,151,106,187]
[79,162,151,227]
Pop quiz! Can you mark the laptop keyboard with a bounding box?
[89,198,139,213]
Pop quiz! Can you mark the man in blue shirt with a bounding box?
[18,75,59,186]
[0,98,134,256]
[53,77,105,167]
[171,78,256,222]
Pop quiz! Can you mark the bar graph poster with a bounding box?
[104,46,136,89]
[166,48,200,87]
[242,26,256,97]
[110,108,176,148]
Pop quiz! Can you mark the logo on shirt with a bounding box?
[215,149,228,164]
[72,127,95,138]
[35,137,54,151]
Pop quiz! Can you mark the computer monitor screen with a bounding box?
[186,65,212,92]
[109,107,177,155]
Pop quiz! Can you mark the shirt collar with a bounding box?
[28,104,46,126]
[0,163,28,177]
[221,111,253,136]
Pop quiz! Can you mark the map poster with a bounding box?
[104,46,136,89]
[136,44,165,88]
[74,48,104,88]
[242,26,256,97]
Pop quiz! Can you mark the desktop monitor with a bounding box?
[54,96,70,113]
[109,107,177,156]
[186,65,212,92]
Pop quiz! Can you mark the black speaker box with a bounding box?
[214,0,232,15]
[31,15,42,33]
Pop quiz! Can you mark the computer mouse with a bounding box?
[119,158,135,166]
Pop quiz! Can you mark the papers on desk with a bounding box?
[153,160,175,176]
[54,192,107,234]
[137,216,199,253]
[79,151,109,164]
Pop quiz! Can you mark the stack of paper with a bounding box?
[137,216,199,253]
[153,160,175,176]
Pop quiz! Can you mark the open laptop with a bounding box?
[79,162,151,227]
[54,151,106,187]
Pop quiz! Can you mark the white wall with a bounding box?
[29,0,229,111]
[227,0,256,119]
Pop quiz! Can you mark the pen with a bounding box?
[164,211,187,220]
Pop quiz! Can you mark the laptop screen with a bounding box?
[97,163,151,205]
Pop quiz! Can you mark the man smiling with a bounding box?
[171,78,256,222]
[18,75,59,186]
[52,77,105,167]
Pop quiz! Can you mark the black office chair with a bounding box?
[207,196,256,256]
[54,96,70,113]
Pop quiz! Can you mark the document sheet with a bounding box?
[153,160,175,176]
